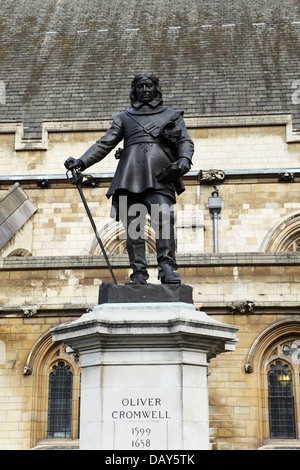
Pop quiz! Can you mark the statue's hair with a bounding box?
[130,72,163,105]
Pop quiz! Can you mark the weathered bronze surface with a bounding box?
[65,73,194,284]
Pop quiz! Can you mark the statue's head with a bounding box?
[130,73,163,106]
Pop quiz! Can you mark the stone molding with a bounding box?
[0,169,300,188]
[260,210,300,252]
[1,301,300,318]
[1,114,300,151]
[0,119,112,151]
[30,439,80,450]
[244,319,300,373]
[51,302,239,362]
[22,330,53,376]
[1,252,299,271]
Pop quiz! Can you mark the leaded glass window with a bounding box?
[47,361,73,438]
[268,361,296,439]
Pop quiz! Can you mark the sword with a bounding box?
[66,167,117,284]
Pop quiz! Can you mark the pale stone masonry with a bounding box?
[1,251,300,449]
[1,121,300,450]
[1,120,300,176]
[1,127,300,259]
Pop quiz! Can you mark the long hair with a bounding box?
[130,73,163,105]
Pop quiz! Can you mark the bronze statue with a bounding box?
[65,73,194,284]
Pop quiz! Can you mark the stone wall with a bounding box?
[0,254,299,449]
[0,314,79,450]
[1,175,299,258]
[1,120,300,449]
[1,121,300,259]
[1,119,300,176]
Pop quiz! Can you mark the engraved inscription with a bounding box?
[131,426,151,448]
[111,396,172,420]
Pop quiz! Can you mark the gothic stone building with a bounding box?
[0,0,300,450]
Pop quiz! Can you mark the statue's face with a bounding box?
[135,77,156,103]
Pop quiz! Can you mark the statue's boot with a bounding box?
[156,227,181,285]
[158,263,181,284]
[126,236,149,284]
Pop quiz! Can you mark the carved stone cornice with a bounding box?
[22,306,38,317]
[279,172,295,182]
[199,169,226,184]
[231,301,255,315]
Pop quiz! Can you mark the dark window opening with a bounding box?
[268,361,296,439]
[47,361,73,438]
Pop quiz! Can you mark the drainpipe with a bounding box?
[207,186,222,253]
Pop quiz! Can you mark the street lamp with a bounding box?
[207,186,222,253]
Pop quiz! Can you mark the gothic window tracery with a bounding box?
[24,334,81,446]
[264,337,300,440]
[261,211,300,252]
[267,360,296,438]
[47,361,73,438]
[285,236,300,252]
[246,322,300,444]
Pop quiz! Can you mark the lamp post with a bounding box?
[207,186,222,253]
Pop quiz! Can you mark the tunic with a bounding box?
[79,101,194,218]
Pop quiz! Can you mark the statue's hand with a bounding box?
[177,157,191,174]
[64,157,84,170]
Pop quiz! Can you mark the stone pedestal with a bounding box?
[51,285,238,450]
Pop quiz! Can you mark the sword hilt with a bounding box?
[66,167,83,185]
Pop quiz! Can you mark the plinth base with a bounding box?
[51,295,238,450]
[98,282,193,304]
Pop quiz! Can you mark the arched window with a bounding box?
[245,320,300,445]
[23,332,81,448]
[84,218,156,256]
[260,211,300,252]
[268,361,296,438]
[47,361,74,438]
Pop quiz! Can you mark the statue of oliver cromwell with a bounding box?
[65,73,194,285]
